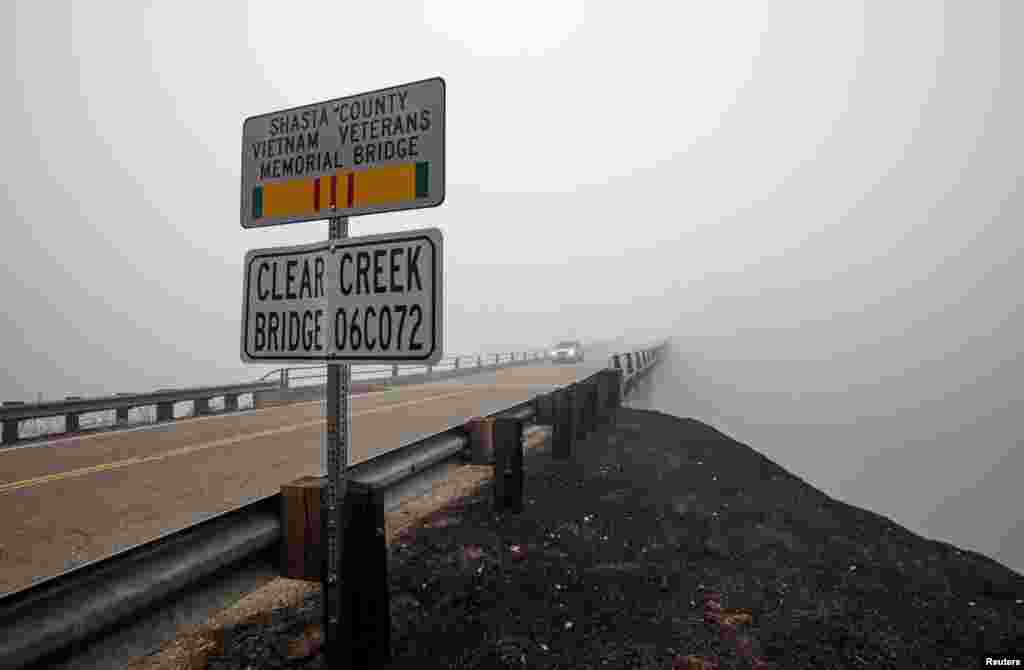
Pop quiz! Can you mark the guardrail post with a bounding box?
[466,416,495,464]
[116,406,131,424]
[494,353,500,366]
[392,364,399,378]
[576,384,589,441]
[63,398,81,433]
[579,383,591,436]
[194,398,211,416]
[626,353,634,375]
[533,392,552,425]
[224,394,239,412]
[281,368,290,389]
[156,402,173,422]
[427,365,434,376]
[2,420,18,443]
[493,417,524,514]
[323,480,391,666]
[612,354,622,370]
[1,402,22,443]
[593,374,607,427]
[553,387,574,459]
[282,475,323,581]
[569,386,581,449]
[477,355,483,368]
[454,357,460,370]
[594,380,603,430]
[609,368,623,417]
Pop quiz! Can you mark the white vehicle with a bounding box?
[549,340,584,364]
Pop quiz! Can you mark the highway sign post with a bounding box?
[240,77,445,228]
[240,78,446,664]
[324,216,351,666]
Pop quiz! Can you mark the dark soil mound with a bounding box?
[206,408,1024,669]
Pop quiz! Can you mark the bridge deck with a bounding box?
[0,363,596,596]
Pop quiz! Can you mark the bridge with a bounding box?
[0,340,667,669]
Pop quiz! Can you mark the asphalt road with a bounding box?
[0,361,601,596]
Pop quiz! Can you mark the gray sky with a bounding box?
[4,3,1022,570]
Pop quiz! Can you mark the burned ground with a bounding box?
[192,408,1023,669]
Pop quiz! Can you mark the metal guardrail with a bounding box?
[0,342,667,670]
[0,349,548,446]
[611,343,663,398]
[260,351,546,389]
[0,382,281,444]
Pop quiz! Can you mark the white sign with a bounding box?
[240,228,443,364]
[240,77,445,228]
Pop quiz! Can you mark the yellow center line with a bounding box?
[0,388,486,494]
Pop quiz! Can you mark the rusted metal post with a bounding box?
[493,417,524,513]
[322,481,391,666]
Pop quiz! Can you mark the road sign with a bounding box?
[240,77,445,228]
[240,228,443,364]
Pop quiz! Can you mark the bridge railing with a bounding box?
[0,341,667,669]
[258,351,547,390]
[0,349,548,446]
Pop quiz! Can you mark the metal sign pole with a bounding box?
[324,215,350,662]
